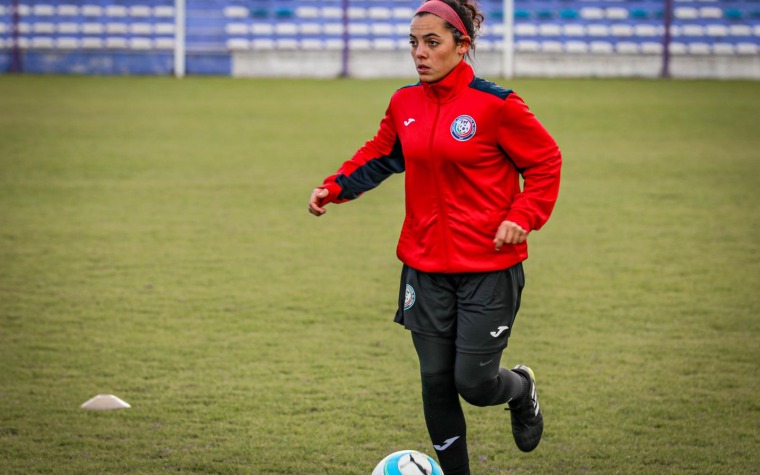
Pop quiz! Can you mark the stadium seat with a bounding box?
[699,7,723,19]
[516,40,541,52]
[58,4,79,16]
[606,7,628,20]
[301,39,324,50]
[105,37,128,48]
[81,37,103,49]
[105,5,128,17]
[588,24,610,37]
[106,23,128,34]
[130,23,153,35]
[580,7,604,20]
[226,23,249,35]
[130,38,152,50]
[56,37,79,49]
[669,42,688,54]
[541,40,563,53]
[682,25,705,36]
[641,41,663,54]
[616,42,640,54]
[348,7,367,19]
[154,6,175,18]
[82,23,104,34]
[33,4,55,16]
[224,6,249,18]
[276,38,299,50]
[348,23,370,35]
[296,6,320,18]
[154,38,175,49]
[373,38,396,50]
[275,8,294,19]
[705,24,728,36]
[539,24,562,36]
[324,23,344,35]
[563,24,586,36]
[31,37,54,48]
[33,23,56,34]
[369,7,391,20]
[560,9,579,20]
[322,7,343,19]
[611,24,634,36]
[589,41,614,53]
[687,42,711,54]
[514,9,531,19]
[226,38,250,50]
[371,23,394,35]
[252,23,274,35]
[674,7,698,20]
[724,9,743,20]
[57,22,80,34]
[634,24,659,37]
[712,42,735,55]
[81,5,102,16]
[300,23,323,35]
[154,23,175,35]
[129,6,152,18]
[736,42,758,54]
[630,9,649,20]
[252,38,275,49]
[275,23,298,35]
[729,24,751,36]
[564,40,589,53]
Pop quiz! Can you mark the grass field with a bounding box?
[1,73,759,474]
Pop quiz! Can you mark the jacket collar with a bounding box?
[421,60,474,103]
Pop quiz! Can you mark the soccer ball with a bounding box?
[372,450,444,475]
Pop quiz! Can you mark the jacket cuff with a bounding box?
[320,181,345,204]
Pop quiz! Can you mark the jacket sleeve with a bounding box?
[320,102,405,204]
[497,93,562,232]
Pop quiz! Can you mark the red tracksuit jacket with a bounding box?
[320,60,562,274]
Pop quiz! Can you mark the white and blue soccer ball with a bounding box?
[372,450,444,475]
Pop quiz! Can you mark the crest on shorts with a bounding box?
[404,284,416,310]
[450,115,477,141]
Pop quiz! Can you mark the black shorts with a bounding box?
[394,263,525,355]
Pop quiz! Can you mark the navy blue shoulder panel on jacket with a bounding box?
[469,77,513,100]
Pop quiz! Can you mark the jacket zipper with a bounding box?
[428,98,453,271]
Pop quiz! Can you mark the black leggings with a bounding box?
[412,333,525,475]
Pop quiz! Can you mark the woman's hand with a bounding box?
[308,188,330,217]
[493,220,527,250]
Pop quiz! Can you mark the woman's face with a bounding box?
[409,14,469,83]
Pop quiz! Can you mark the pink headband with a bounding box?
[415,0,468,37]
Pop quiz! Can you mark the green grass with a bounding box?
[1,74,759,474]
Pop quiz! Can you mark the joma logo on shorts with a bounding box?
[490,326,510,337]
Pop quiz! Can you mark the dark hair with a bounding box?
[418,0,484,54]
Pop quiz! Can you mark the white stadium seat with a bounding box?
[641,42,663,54]
[712,43,735,55]
[348,23,370,35]
[226,23,249,35]
[252,38,276,49]
[33,5,56,16]
[16,5,31,16]
[393,7,415,19]
[371,23,394,35]
[296,6,320,18]
[224,6,249,18]
[81,5,102,16]
[755,25,760,37]
[226,38,249,50]
[57,23,80,34]
[590,41,614,53]
[516,40,541,53]
[674,7,698,20]
[539,24,562,36]
[324,23,344,35]
[31,37,54,48]
[736,43,758,55]
[130,23,153,35]
[251,23,274,35]
[153,6,175,17]
[16,23,31,34]
[729,25,751,36]
[301,39,324,50]
[106,23,128,34]
[580,8,604,20]
[374,38,396,50]
[348,7,367,19]
[129,38,152,50]
[565,41,589,53]
[616,42,640,54]
[58,4,78,16]
[611,25,634,36]
[0,24,6,34]
[105,37,128,48]
[515,24,538,36]
[688,42,711,55]
[541,41,563,53]
[276,38,299,50]
[606,7,628,20]
[105,5,127,17]
[634,25,659,37]
[682,25,704,36]
[395,23,409,35]
[322,7,343,19]
[300,23,323,35]
[275,23,298,35]
[564,24,586,37]
[82,23,104,34]
[81,37,104,49]
[129,6,152,18]
[154,23,175,35]
[588,25,609,37]
[699,7,723,19]
[33,23,56,34]
[56,37,79,49]
[349,38,372,50]
[669,42,688,54]
[369,7,391,20]
[154,38,175,49]
[325,39,345,50]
